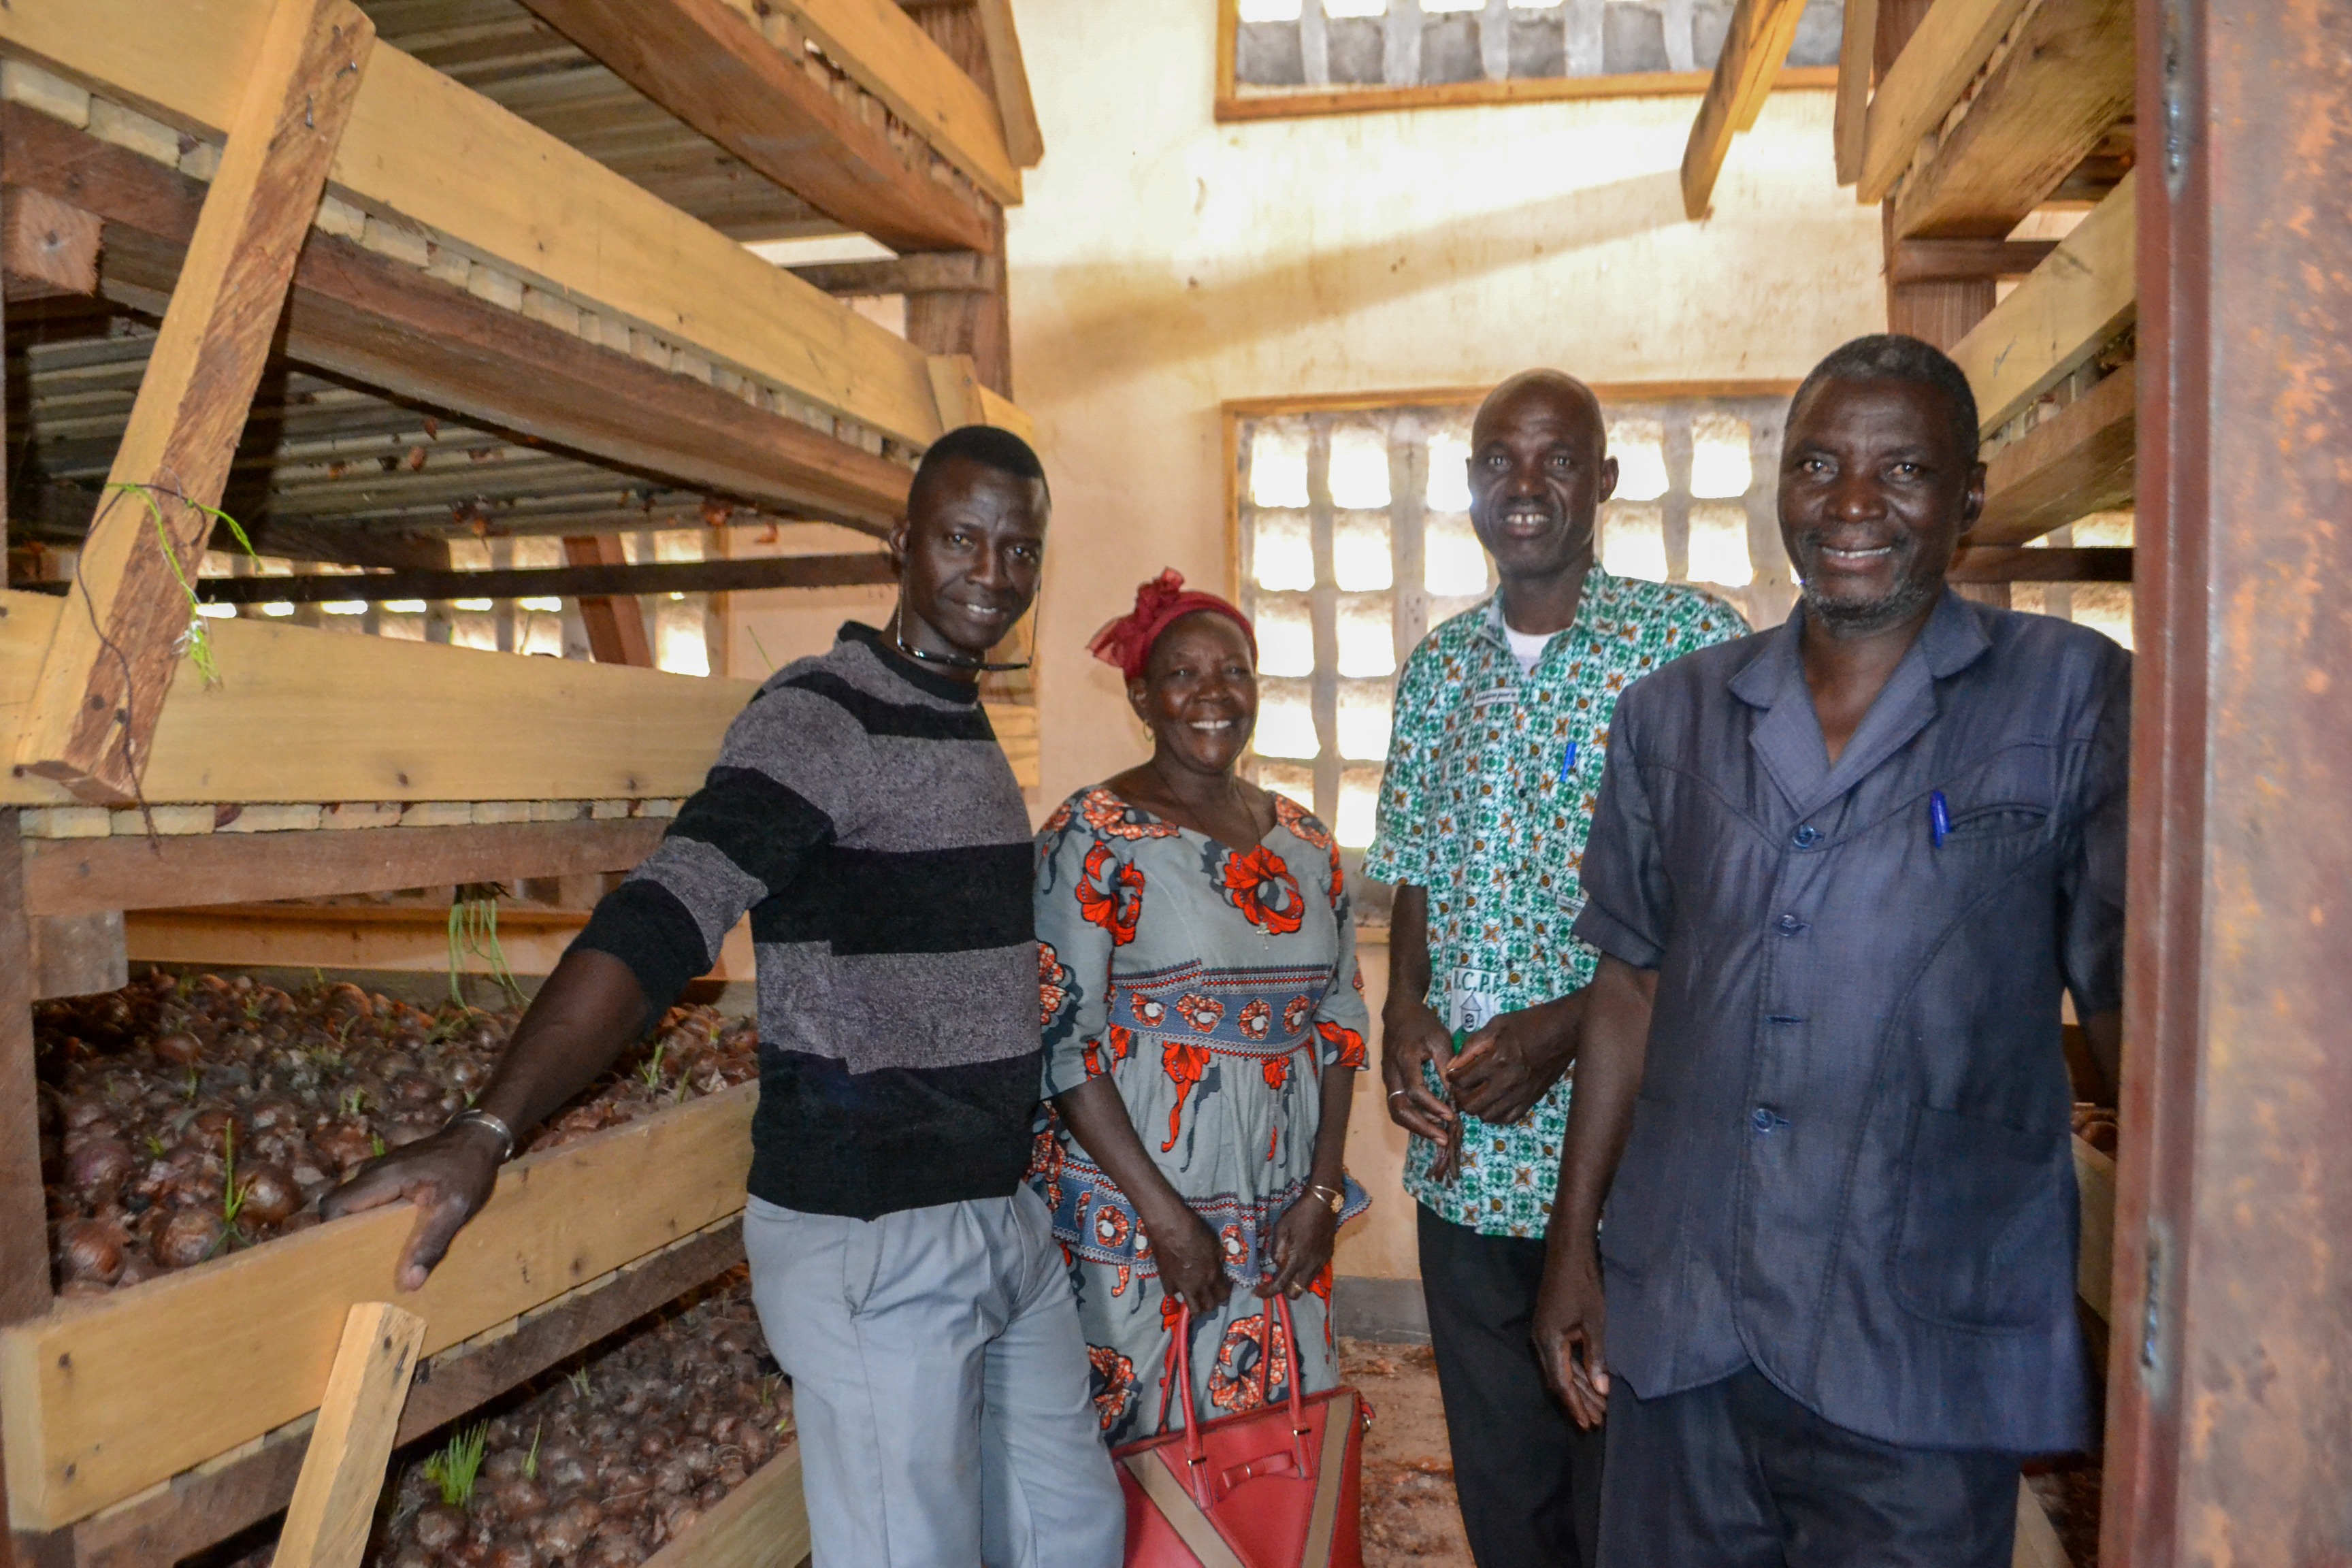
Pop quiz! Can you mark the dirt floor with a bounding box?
[1340,1338,1477,1566]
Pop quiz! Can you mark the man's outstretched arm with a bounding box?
[1530,953,1656,1428]
[321,948,652,1290]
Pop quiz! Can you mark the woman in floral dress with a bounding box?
[1032,569,1371,1446]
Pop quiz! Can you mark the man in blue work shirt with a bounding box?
[1533,335,2129,1566]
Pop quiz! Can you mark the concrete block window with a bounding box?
[1223,0,1847,116]
[1226,387,1801,861]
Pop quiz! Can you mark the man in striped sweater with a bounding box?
[326,427,1124,1568]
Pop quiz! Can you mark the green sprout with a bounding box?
[523,1421,543,1482]
[210,1124,255,1258]
[101,482,259,689]
[448,885,525,1008]
[636,1042,667,1092]
[567,1368,593,1397]
[370,1132,387,1158]
[144,1133,167,1158]
[421,1423,489,1508]
[340,1087,368,1117]
[183,1066,201,1101]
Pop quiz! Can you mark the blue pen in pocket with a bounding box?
[1558,740,1578,783]
[1929,789,1950,848]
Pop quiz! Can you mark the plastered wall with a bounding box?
[1002,1,1884,1289]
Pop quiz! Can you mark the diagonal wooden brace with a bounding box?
[269,1303,427,1568]
[11,0,374,803]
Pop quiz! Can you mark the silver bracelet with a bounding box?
[446,1107,517,1163]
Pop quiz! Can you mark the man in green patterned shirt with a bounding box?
[1365,371,1743,1568]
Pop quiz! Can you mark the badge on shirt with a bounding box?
[1444,967,1506,1036]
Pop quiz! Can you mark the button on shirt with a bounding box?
[1365,572,1746,1237]
[1572,591,2130,1453]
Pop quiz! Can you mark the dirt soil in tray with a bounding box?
[36,970,756,1296]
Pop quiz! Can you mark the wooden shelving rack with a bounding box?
[0,2,1044,1565]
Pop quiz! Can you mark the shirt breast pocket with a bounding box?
[1934,749,2058,848]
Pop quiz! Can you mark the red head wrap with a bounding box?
[1088,568,1257,682]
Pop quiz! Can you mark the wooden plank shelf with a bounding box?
[1883,0,2134,240]
[1974,363,2136,547]
[19,817,666,919]
[0,105,917,536]
[1949,545,2131,583]
[61,1226,747,1568]
[0,0,971,448]
[1950,174,2135,434]
[1,1083,758,1530]
[0,593,1044,808]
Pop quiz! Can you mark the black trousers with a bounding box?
[1599,1365,2021,1568]
[1418,1203,1607,1568]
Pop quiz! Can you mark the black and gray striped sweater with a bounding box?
[574,622,1039,1219]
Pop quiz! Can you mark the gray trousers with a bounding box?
[743,1189,1125,1568]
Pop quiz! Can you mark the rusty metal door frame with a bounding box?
[2104,1,2352,1561]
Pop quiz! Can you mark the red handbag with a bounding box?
[1111,1294,1369,1568]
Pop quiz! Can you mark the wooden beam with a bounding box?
[2074,1135,2115,1324]
[20,817,666,918]
[1947,544,2131,582]
[1832,0,1878,185]
[968,0,1044,169]
[0,109,911,533]
[162,553,900,606]
[12,0,375,803]
[510,0,993,253]
[1886,0,2134,239]
[269,1304,425,1568]
[562,536,653,668]
[638,1443,808,1568]
[1214,65,1840,124]
[1887,237,2057,284]
[789,252,999,296]
[761,0,1021,205]
[0,589,754,806]
[1680,0,1809,220]
[0,592,1039,807]
[1855,0,2034,203]
[1949,173,2135,432]
[1974,364,2135,546]
[0,1086,757,1529]
[0,811,50,1328]
[65,1226,745,1568]
[903,210,1010,395]
[1,188,98,301]
[0,2,968,449]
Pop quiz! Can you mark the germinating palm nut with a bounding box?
[35,971,757,1296]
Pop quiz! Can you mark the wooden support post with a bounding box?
[564,537,654,668]
[0,815,51,1327]
[1831,0,1878,186]
[904,212,1012,396]
[10,0,375,802]
[1,806,50,1568]
[1874,0,1994,350]
[1679,0,1808,220]
[2104,1,2352,1559]
[268,1304,425,1568]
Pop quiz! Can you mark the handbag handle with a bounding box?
[1168,1290,1315,1497]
